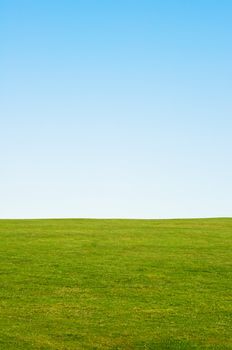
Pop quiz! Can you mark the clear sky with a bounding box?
[1,0,232,219]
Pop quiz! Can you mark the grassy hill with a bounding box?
[0,218,231,349]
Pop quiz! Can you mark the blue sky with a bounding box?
[1,0,232,218]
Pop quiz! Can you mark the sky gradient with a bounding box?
[1,0,232,218]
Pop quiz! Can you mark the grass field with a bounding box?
[0,218,231,349]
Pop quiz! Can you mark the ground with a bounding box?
[0,218,231,349]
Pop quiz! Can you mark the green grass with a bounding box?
[0,218,231,349]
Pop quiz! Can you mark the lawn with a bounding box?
[0,218,231,349]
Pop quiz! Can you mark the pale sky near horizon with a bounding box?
[1,0,232,219]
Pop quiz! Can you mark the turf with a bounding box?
[0,218,231,349]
